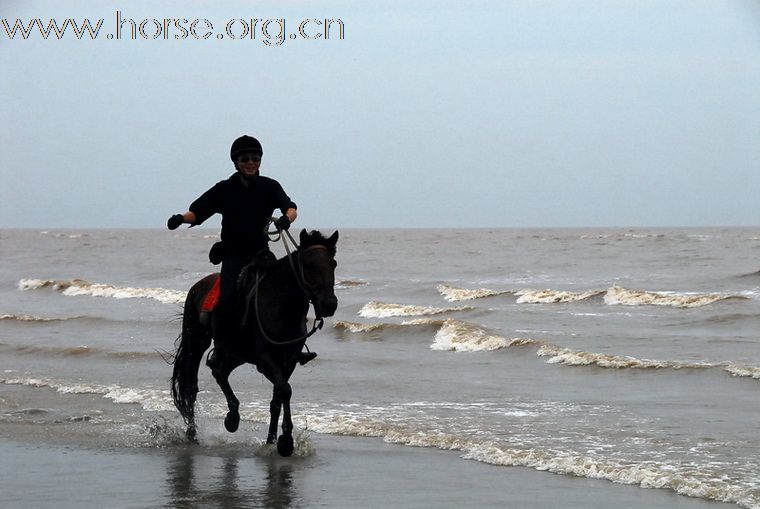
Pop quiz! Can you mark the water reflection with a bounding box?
[163,447,301,509]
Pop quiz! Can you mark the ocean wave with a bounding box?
[516,288,605,304]
[724,364,760,380]
[333,318,445,334]
[434,283,746,308]
[604,285,746,308]
[461,443,757,509]
[333,320,395,334]
[298,410,758,509]
[436,284,512,302]
[0,343,157,360]
[0,313,74,322]
[358,301,473,318]
[534,344,712,370]
[18,278,187,304]
[508,339,760,380]
[430,319,510,352]
[336,279,368,289]
[0,376,175,412]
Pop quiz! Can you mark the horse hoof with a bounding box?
[224,411,240,433]
[186,426,198,444]
[277,434,294,456]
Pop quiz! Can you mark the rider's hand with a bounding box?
[167,214,184,230]
[274,215,290,231]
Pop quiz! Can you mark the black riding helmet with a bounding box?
[230,135,263,161]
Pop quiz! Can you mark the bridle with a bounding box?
[237,222,333,346]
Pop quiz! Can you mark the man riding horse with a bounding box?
[167,135,314,369]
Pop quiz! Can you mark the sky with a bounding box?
[1,0,759,228]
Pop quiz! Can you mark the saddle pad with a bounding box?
[201,275,221,313]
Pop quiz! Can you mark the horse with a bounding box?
[171,229,338,456]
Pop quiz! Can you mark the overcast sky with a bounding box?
[1,0,759,228]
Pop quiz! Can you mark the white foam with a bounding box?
[359,301,473,318]
[0,376,174,412]
[724,364,760,380]
[333,319,446,334]
[461,443,758,508]
[535,344,712,370]
[516,288,605,304]
[19,278,187,304]
[292,408,760,509]
[436,284,511,302]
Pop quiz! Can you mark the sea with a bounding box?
[1,227,759,508]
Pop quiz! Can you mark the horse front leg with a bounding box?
[257,351,296,456]
[273,381,294,456]
[211,357,245,433]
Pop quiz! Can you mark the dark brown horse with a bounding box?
[171,229,338,455]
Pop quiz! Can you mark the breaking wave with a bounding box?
[516,288,605,304]
[509,339,760,380]
[333,319,445,334]
[18,278,187,304]
[358,301,473,318]
[430,319,511,352]
[0,376,175,412]
[604,285,746,308]
[434,283,747,308]
[436,284,512,302]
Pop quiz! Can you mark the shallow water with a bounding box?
[1,228,759,507]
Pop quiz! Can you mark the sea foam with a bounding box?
[19,278,187,304]
[358,301,473,318]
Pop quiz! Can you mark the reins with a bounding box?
[237,220,328,346]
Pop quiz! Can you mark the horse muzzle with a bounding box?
[313,294,338,318]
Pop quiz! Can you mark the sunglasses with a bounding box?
[236,154,261,163]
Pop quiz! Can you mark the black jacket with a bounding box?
[189,173,296,256]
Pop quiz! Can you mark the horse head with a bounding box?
[298,229,339,318]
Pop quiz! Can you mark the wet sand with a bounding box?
[0,433,736,509]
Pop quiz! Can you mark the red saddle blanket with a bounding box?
[201,275,221,313]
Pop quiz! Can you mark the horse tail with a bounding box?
[171,282,210,426]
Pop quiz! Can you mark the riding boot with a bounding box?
[296,351,318,366]
[207,308,236,370]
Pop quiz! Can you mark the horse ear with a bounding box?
[299,229,308,244]
[328,230,339,246]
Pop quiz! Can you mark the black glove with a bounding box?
[167,214,184,230]
[274,215,290,231]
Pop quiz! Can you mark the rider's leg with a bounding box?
[207,256,247,369]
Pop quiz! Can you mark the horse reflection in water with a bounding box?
[165,449,300,509]
[171,230,338,455]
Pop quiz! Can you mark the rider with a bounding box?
[167,135,300,368]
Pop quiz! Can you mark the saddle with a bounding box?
[199,275,221,325]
